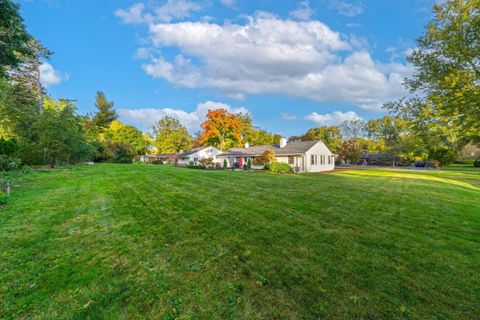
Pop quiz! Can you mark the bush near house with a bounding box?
[269,162,292,173]
[254,150,276,166]
[474,159,480,167]
[199,157,214,168]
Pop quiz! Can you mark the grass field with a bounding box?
[1,164,479,319]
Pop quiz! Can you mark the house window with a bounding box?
[288,156,295,165]
[315,155,318,165]
[311,155,315,165]
[328,156,331,165]
[194,157,199,162]
[322,155,325,165]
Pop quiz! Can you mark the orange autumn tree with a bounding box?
[198,109,242,150]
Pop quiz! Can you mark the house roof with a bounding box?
[218,140,322,157]
[179,147,209,157]
[156,153,178,158]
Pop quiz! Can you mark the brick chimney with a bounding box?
[279,137,287,148]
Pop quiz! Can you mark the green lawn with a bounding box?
[1,164,479,319]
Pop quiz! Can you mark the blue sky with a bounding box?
[20,0,435,136]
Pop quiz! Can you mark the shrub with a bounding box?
[474,159,480,168]
[189,161,195,166]
[96,141,134,163]
[269,162,292,173]
[426,159,441,169]
[0,155,22,171]
[428,148,458,167]
[111,144,134,163]
[254,150,276,165]
[187,164,206,169]
[223,159,228,169]
[0,138,19,156]
[199,157,214,168]
[246,158,252,170]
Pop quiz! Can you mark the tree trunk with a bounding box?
[33,46,43,114]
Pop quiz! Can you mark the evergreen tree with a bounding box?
[90,91,117,133]
[8,39,52,114]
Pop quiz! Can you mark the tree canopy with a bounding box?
[0,0,33,78]
[387,0,480,142]
[153,116,192,154]
[198,109,242,150]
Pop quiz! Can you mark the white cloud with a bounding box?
[219,0,235,7]
[328,0,363,17]
[115,3,147,24]
[115,0,202,24]
[155,0,202,23]
[118,9,410,111]
[281,113,297,121]
[39,62,65,87]
[118,100,248,132]
[305,111,362,126]
[289,0,314,21]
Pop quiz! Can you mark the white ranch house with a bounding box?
[177,146,223,166]
[217,138,335,173]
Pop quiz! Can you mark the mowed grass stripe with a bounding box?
[0,164,479,319]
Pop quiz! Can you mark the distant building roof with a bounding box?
[218,140,322,157]
[156,153,178,158]
[179,147,209,157]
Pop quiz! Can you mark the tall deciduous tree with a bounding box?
[199,109,241,150]
[23,99,94,167]
[386,0,480,141]
[0,0,33,78]
[339,120,368,141]
[237,112,281,146]
[288,126,343,153]
[368,117,407,166]
[153,116,192,154]
[104,120,147,155]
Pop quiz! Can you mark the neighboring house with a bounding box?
[217,138,335,172]
[360,153,403,166]
[177,146,223,166]
[156,153,181,164]
[140,151,183,164]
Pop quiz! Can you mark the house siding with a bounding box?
[304,142,335,172]
[177,147,222,165]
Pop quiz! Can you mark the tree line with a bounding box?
[1,0,479,169]
[292,0,480,167]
